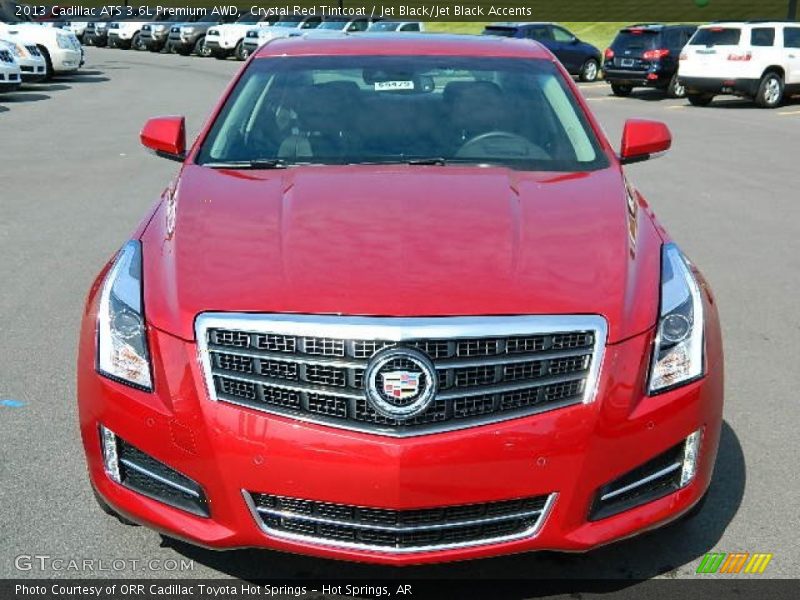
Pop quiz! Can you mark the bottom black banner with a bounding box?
[3,579,799,600]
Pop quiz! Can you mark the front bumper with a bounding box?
[17,57,46,82]
[50,48,81,73]
[679,76,760,98]
[79,303,723,564]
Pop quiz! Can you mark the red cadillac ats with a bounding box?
[78,34,723,564]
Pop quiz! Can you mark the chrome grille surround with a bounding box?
[243,490,557,553]
[196,314,607,437]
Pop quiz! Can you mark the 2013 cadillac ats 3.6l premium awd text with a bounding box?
[78,33,723,564]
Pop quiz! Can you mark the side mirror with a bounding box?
[570,37,579,44]
[140,116,186,162]
[619,119,672,165]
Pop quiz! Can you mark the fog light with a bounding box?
[99,425,121,483]
[681,428,703,487]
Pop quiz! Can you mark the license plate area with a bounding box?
[621,58,635,67]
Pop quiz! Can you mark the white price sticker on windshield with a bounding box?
[374,80,415,91]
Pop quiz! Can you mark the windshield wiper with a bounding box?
[201,159,290,169]
[406,157,448,166]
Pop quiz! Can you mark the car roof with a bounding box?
[486,22,555,28]
[255,33,554,59]
[702,21,793,27]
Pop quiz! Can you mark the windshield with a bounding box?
[196,56,608,172]
[317,18,348,30]
[369,21,400,32]
[236,13,260,24]
[689,27,741,46]
[274,19,302,28]
[611,30,659,51]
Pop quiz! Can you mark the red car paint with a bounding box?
[78,35,723,564]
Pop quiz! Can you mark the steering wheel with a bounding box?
[456,131,549,160]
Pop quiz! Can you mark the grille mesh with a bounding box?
[249,492,550,551]
[204,319,600,435]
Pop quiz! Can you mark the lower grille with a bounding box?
[115,437,209,517]
[198,314,606,437]
[246,492,554,552]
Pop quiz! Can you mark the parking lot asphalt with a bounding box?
[1,48,799,584]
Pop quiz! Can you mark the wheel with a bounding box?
[132,32,144,51]
[611,83,632,97]
[92,487,139,527]
[667,73,686,98]
[687,93,714,107]
[579,58,600,82]
[755,71,784,108]
[234,40,247,61]
[194,36,211,57]
[37,45,53,81]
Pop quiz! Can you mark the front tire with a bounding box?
[687,92,714,107]
[234,40,247,61]
[667,73,687,98]
[579,58,600,82]
[194,36,211,57]
[755,72,784,108]
[92,487,139,527]
[611,83,632,97]
[37,45,53,81]
[132,32,144,51]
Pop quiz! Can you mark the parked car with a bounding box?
[81,34,723,565]
[0,39,21,92]
[205,12,274,61]
[301,16,374,37]
[0,19,82,79]
[63,20,88,41]
[482,22,602,82]
[107,15,151,50]
[139,15,188,53]
[167,14,239,57]
[367,20,425,32]
[679,21,800,108]
[83,15,114,47]
[241,16,322,56]
[603,24,697,98]
[0,36,46,82]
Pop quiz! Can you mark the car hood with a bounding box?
[141,165,663,343]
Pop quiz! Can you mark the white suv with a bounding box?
[679,21,800,108]
[206,13,271,60]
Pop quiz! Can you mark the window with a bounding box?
[400,23,420,32]
[689,28,741,46]
[751,28,775,47]
[197,56,609,172]
[551,27,575,42]
[347,20,369,32]
[526,26,553,41]
[784,27,800,49]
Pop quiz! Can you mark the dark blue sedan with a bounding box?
[482,22,602,82]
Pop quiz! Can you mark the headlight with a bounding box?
[57,34,73,49]
[648,243,705,394]
[97,241,152,391]
[15,43,28,58]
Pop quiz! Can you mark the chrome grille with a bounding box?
[245,491,554,552]
[197,315,606,437]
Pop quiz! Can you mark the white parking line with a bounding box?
[777,109,800,116]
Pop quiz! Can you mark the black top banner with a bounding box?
[4,0,799,22]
